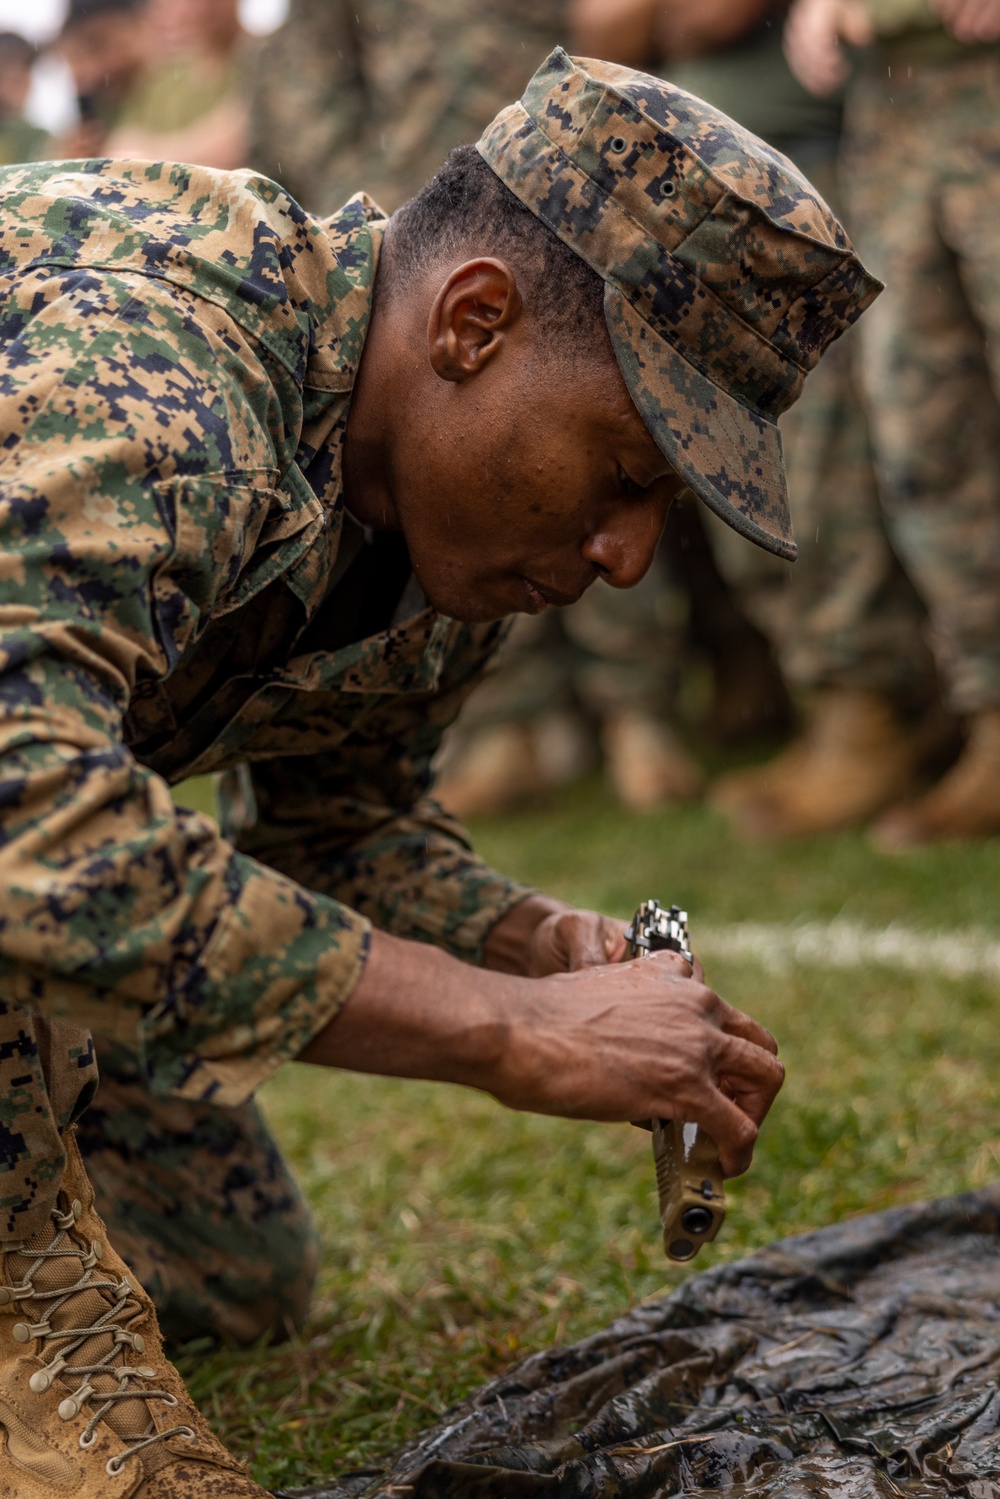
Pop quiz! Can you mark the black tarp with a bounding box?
[286,1187,1000,1498]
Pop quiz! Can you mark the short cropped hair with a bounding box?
[387,145,607,355]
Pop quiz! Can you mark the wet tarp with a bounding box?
[286,1187,1000,1498]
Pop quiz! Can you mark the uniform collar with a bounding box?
[302,193,388,396]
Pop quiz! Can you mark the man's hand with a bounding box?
[784,0,874,95]
[483,892,628,975]
[491,950,781,1176]
[785,0,1000,95]
[300,926,783,1179]
[932,0,1000,41]
[484,893,707,979]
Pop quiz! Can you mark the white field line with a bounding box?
[697,920,1000,982]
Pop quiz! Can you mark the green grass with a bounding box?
[169,775,1000,1491]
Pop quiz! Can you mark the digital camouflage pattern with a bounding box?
[245,0,567,216]
[0,58,888,1318]
[478,49,883,561]
[76,1037,319,1348]
[711,327,935,705]
[0,159,529,1240]
[843,50,1000,713]
[700,154,934,707]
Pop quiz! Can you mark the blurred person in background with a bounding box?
[780,0,1000,846]
[104,0,248,170]
[433,522,714,817]
[51,0,146,159]
[575,0,952,841]
[0,31,48,165]
[246,0,735,814]
[247,0,567,215]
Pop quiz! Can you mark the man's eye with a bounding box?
[618,467,648,497]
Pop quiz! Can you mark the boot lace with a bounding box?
[2,1199,195,1476]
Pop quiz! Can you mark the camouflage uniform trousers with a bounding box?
[76,1039,319,1349]
[704,148,935,707]
[446,561,686,741]
[0,1001,317,1349]
[839,50,1000,714]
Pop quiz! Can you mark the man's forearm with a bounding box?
[297,927,518,1088]
[659,0,781,60]
[297,925,785,1178]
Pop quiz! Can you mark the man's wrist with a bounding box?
[482,892,571,975]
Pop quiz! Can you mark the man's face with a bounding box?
[58,14,145,106]
[347,256,684,624]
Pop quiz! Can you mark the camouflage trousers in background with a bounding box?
[706,326,936,708]
[0,1001,317,1348]
[705,148,936,709]
[443,560,686,740]
[842,50,1000,715]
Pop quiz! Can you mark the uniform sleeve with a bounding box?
[0,273,370,1106]
[223,619,536,964]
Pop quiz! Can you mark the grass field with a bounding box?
[169,774,1000,1492]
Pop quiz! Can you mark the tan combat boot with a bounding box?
[601,710,705,812]
[0,1128,270,1498]
[871,709,1000,850]
[709,689,921,838]
[435,713,592,819]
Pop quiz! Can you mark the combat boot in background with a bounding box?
[601,709,705,812]
[709,688,924,838]
[434,711,594,819]
[871,709,1000,849]
[0,1127,270,1498]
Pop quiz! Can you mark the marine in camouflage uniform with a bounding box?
[0,51,876,1493]
[0,172,525,1342]
[843,2,1000,844]
[246,0,568,216]
[721,0,1000,842]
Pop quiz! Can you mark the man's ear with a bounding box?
[428,258,523,383]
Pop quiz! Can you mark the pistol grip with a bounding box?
[651,1118,726,1262]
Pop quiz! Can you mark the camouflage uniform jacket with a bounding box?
[0,159,524,1108]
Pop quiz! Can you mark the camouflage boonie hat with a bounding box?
[477,49,883,559]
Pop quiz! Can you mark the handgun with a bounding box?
[625,899,726,1263]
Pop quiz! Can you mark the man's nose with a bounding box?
[582,490,672,589]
